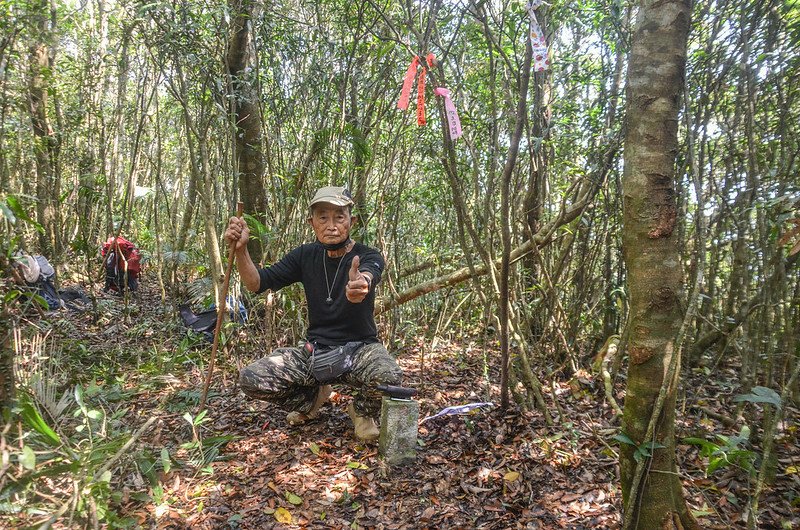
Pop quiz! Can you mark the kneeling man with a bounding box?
[225,186,402,441]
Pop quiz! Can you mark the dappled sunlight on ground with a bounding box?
[5,282,798,529]
[133,342,624,529]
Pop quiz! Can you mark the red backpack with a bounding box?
[101,237,141,276]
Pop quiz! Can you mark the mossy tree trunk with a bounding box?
[227,0,268,265]
[619,1,698,529]
[28,0,60,257]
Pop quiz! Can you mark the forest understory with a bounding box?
[2,0,799,525]
[4,281,798,530]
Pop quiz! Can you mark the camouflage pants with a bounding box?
[239,342,402,418]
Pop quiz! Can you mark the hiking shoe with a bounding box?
[286,385,332,425]
[347,402,380,441]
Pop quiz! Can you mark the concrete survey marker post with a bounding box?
[378,396,419,466]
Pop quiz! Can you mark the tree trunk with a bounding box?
[227,0,268,264]
[619,1,698,529]
[499,34,533,407]
[27,0,59,256]
[0,301,13,411]
[0,28,16,191]
[172,59,198,259]
[197,124,225,306]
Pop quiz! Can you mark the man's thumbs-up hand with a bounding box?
[349,255,361,281]
[346,255,371,304]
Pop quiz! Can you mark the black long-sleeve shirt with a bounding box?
[256,241,384,346]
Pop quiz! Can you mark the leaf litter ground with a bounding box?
[11,283,800,529]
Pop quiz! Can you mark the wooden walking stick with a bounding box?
[198,201,244,411]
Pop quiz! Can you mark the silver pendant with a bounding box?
[326,297,333,304]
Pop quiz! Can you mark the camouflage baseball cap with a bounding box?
[309,186,354,208]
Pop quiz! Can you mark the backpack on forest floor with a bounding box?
[101,236,142,293]
[13,253,61,310]
[179,298,248,342]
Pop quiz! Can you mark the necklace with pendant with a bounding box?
[323,244,350,305]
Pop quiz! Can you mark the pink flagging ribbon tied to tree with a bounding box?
[434,87,463,140]
[397,54,435,126]
[526,0,550,71]
[397,56,420,111]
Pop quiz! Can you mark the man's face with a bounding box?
[308,203,354,245]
